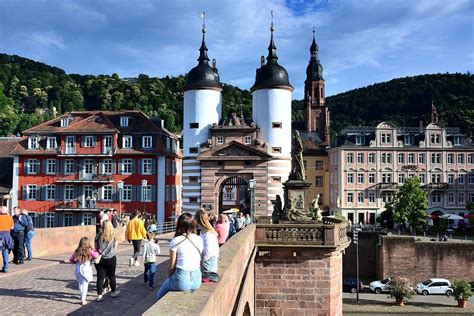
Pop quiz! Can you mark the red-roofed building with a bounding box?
[11,110,181,227]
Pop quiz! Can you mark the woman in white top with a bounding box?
[195,209,219,273]
[156,213,203,300]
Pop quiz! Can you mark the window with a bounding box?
[459,174,465,184]
[142,159,153,175]
[142,185,152,202]
[408,153,415,164]
[189,197,198,203]
[469,173,474,184]
[120,116,129,127]
[272,147,281,153]
[28,136,39,149]
[83,136,94,147]
[431,153,441,164]
[469,193,474,203]
[61,117,72,127]
[357,153,364,164]
[189,176,198,183]
[64,213,73,227]
[447,153,454,164]
[122,185,132,201]
[189,123,199,129]
[316,160,323,170]
[448,174,455,184]
[381,153,392,164]
[103,159,114,174]
[398,154,404,164]
[358,192,364,203]
[272,122,282,128]
[431,192,442,204]
[65,159,75,174]
[404,135,414,145]
[102,186,113,201]
[357,173,364,184]
[142,136,152,149]
[47,137,57,149]
[454,136,463,145]
[369,173,375,183]
[382,192,392,203]
[65,136,76,154]
[272,176,282,183]
[46,185,55,200]
[418,153,425,164]
[123,136,133,149]
[431,173,441,183]
[381,133,391,144]
[459,193,464,204]
[430,134,440,144]
[355,135,364,145]
[65,185,75,200]
[315,176,323,187]
[122,159,133,174]
[189,147,198,154]
[46,159,56,174]
[382,173,392,183]
[398,173,405,184]
[347,193,354,203]
[346,153,354,164]
[26,185,37,200]
[347,173,354,184]
[83,213,93,226]
[468,154,474,164]
[368,153,375,164]
[26,159,40,174]
[448,193,455,204]
[45,213,55,228]
[217,136,224,145]
[457,154,465,164]
[244,136,252,145]
[419,173,426,184]
[368,192,376,203]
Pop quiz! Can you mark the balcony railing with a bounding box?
[422,183,449,190]
[255,217,349,248]
[55,200,112,211]
[376,182,399,191]
[56,173,113,183]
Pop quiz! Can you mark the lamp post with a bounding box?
[141,179,147,213]
[353,227,361,303]
[117,180,124,220]
[248,179,256,221]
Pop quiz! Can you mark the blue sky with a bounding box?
[0,0,472,98]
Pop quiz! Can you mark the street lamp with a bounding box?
[353,227,361,303]
[117,180,124,220]
[248,179,256,221]
[141,179,147,213]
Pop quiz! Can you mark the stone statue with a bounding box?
[287,197,310,221]
[289,130,305,181]
[308,194,323,221]
[272,195,282,223]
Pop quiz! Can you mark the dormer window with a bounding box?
[430,133,440,144]
[244,136,252,145]
[217,136,224,145]
[123,136,133,149]
[120,116,129,127]
[61,116,72,127]
[454,136,463,146]
[381,133,391,144]
[28,136,39,150]
[355,135,364,145]
[142,136,152,149]
[404,134,414,146]
[47,137,57,149]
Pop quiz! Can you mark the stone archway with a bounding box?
[218,176,250,215]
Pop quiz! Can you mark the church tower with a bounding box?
[182,17,222,214]
[304,29,330,145]
[250,16,293,214]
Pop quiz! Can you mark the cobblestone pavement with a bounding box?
[0,235,173,316]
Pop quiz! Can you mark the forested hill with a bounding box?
[0,53,472,138]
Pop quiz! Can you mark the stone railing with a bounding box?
[255,217,349,248]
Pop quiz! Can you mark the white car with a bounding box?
[416,278,452,296]
[369,278,392,294]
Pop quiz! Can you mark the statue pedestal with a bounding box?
[283,180,311,216]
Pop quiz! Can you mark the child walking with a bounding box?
[143,232,160,290]
[69,237,99,305]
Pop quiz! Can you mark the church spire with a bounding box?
[266,10,278,63]
[198,12,209,63]
[310,27,319,58]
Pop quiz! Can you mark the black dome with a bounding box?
[250,32,293,92]
[306,61,323,81]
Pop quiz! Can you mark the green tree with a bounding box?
[385,177,428,232]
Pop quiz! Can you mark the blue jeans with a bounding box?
[144,262,157,287]
[24,231,35,260]
[2,249,9,272]
[156,268,201,300]
[203,256,218,273]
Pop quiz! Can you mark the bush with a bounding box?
[453,280,472,301]
[388,277,415,300]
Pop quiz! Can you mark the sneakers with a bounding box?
[111,290,121,298]
[129,258,135,267]
[97,295,103,302]
[134,260,140,267]
[81,300,86,306]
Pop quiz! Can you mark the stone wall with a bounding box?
[255,247,343,316]
[378,236,474,284]
[31,225,125,258]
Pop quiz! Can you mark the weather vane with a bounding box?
[200,11,206,33]
[270,10,274,32]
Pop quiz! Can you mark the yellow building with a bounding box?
[303,146,330,213]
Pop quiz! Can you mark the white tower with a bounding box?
[250,18,293,214]
[182,19,222,214]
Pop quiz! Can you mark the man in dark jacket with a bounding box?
[0,206,14,272]
[22,209,35,261]
[11,207,27,264]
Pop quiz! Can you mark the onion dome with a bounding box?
[250,20,293,92]
[184,21,222,92]
[306,29,324,81]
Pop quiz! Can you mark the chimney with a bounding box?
[419,120,423,132]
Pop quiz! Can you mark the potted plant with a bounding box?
[453,280,472,308]
[388,277,415,306]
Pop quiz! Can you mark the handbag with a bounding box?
[92,239,113,264]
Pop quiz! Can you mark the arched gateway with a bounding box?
[219,176,250,214]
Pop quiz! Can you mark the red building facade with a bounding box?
[11,111,181,227]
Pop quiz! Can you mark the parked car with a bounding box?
[469,281,474,291]
[369,277,392,294]
[343,278,363,293]
[416,278,452,296]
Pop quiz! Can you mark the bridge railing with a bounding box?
[156,221,176,234]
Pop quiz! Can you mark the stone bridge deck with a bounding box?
[0,236,173,316]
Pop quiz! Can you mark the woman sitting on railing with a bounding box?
[156,213,204,300]
[195,209,219,275]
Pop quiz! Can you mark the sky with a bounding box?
[0,0,473,99]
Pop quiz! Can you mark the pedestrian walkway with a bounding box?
[0,234,173,316]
